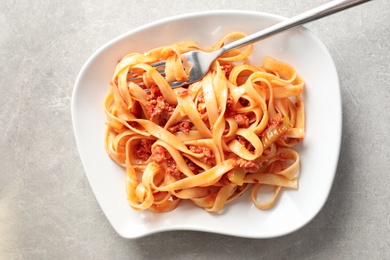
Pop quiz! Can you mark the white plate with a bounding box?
[72,10,341,239]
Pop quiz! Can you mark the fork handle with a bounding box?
[219,0,373,54]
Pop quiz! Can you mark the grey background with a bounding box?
[1,0,389,259]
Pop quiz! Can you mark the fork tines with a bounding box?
[127,60,167,82]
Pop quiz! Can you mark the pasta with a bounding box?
[104,32,305,213]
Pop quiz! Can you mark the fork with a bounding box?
[131,0,372,89]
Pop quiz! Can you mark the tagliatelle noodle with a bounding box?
[104,32,305,213]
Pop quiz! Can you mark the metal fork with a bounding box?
[131,0,372,89]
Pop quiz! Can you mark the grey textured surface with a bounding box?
[1,0,389,259]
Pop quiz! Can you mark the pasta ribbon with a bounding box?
[104,33,305,212]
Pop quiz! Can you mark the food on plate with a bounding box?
[104,32,305,213]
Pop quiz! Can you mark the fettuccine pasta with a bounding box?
[104,32,305,213]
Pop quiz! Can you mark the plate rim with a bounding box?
[71,9,342,239]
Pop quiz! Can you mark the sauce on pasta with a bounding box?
[104,32,305,213]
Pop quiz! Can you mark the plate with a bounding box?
[72,10,341,239]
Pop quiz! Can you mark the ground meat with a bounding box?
[226,104,251,121]
[145,84,174,125]
[226,93,234,109]
[152,145,170,164]
[134,139,153,160]
[269,115,284,126]
[149,84,162,99]
[167,121,192,134]
[238,97,249,107]
[224,107,235,118]
[197,92,205,103]
[152,146,183,178]
[235,158,263,173]
[198,104,207,117]
[221,63,234,78]
[189,145,215,165]
[237,136,249,147]
[223,124,230,135]
[197,93,207,116]
[234,114,250,128]
[186,159,201,174]
[166,158,182,178]
[145,95,175,126]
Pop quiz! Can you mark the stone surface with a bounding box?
[1,0,389,259]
